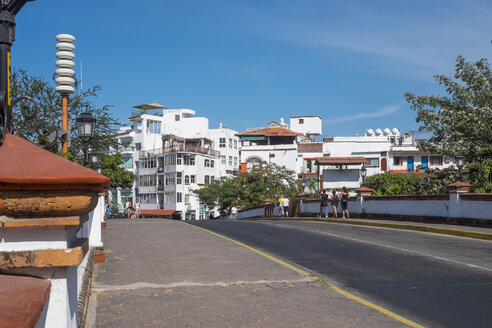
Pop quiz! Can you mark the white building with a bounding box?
[237,116,322,173]
[112,103,239,219]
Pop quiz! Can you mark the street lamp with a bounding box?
[76,110,96,166]
[455,155,465,181]
[89,149,102,173]
[360,164,367,186]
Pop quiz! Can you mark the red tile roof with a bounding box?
[0,133,109,190]
[315,157,368,165]
[140,210,176,216]
[236,127,302,137]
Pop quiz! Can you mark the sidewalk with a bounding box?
[87,219,407,327]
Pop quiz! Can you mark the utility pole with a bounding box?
[0,0,34,145]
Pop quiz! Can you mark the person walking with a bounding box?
[330,189,340,218]
[282,196,290,217]
[134,199,141,219]
[230,206,238,220]
[318,189,329,218]
[340,187,350,219]
[124,198,132,218]
[278,195,284,217]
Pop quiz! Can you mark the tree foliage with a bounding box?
[100,153,137,190]
[10,68,137,189]
[10,68,120,158]
[405,49,492,192]
[193,164,302,211]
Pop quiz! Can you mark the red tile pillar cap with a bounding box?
[446,181,472,193]
[355,186,374,196]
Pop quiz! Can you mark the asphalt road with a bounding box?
[188,220,492,328]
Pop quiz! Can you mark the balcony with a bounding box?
[139,145,220,158]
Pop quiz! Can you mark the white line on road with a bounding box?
[263,221,492,273]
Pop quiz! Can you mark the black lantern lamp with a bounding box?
[360,164,367,186]
[455,155,465,181]
[76,110,96,166]
[89,149,102,173]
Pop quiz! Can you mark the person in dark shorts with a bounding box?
[330,189,340,218]
[340,186,350,219]
[318,189,329,218]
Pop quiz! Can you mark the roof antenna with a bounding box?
[337,121,340,136]
[80,61,83,95]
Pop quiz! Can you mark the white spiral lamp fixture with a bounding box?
[55,34,76,95]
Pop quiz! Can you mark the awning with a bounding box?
[241,136,266,140]
[315,157,368,165]
[133,103,167,110]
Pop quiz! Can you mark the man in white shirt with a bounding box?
[230,206,238,220]
[282,196,290,217]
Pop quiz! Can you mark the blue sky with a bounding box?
[13,0,492,137]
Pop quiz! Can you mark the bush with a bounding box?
[366,173,424,195]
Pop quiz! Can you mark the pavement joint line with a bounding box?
[252,218,492,241]
[183,221,425,328]
[91,277,315,293]
[319,279,425,328]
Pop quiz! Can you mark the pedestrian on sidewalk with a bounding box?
[330,189,340,218]
[124,198,132,218]
[318,189,329,218]
[278,195,284,216]
[340,187,350,219]
[230,206,238,220]
[282,196,290,217]
[134,199,141,219]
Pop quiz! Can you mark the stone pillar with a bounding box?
[263,198,274,218]
[447,182,472,218]
[297,192,308,216]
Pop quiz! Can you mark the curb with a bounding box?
[248,217,492,241]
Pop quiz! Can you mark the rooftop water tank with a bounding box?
[375,128,383,136]
[392,127,400,135]
[366,128,374,136]
[383,128,391,136]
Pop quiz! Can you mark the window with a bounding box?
[204,159,210,167]
[177,172,182,184]
[393,157,403,166]
[165,173,176,186]
[210,160,215,168]
[303,159,318,174]
[177,192,182,203]
[430,156,443,165]
[219,138,226,148]
[367,158,380,167]
[229,156,233,166]
[176,155,182,165]
[299,118,304,124]
[221,156,226,164]
[234,140,237,149]
[140,157,157,169]
[185,194,190,204]
[140,175,157,187]
[175,114,180,121]
[140,193,156,204]
[147,120,161,134]
[211,176,215,183]
[229,138,233,148]
[246,157,262,171]
[185,175,190,185]
[190,157,195,166]
[190,175,195,183]
[165,154,176,166]
[205,175,210,185]
[121,156,133,169]
[234,157,238,168]
[165,192,175,203]
[135,143,141,151]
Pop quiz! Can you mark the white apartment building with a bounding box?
[111,103,239,219]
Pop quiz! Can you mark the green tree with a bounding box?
[366,172,423,195]
[10,68,120,160]
[10,68,137,189]
[194,164,301,211]
[405,49,492,192]
[100,153,137,190]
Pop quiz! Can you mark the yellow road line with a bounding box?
[182,221,316,278]
[320,280,425,328]
[182,221,425,328]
